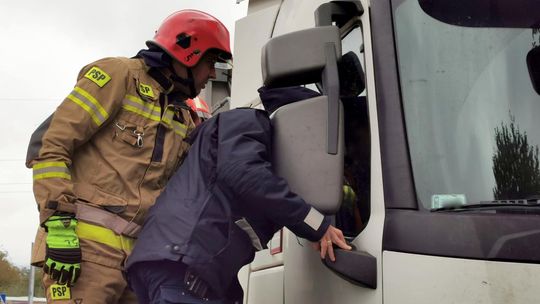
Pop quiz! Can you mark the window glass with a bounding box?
[393,0,540,209]
[335,26,371,237]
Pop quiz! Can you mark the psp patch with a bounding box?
[138,83,155,98]
[84,66,111,87]
[50,283,71,300]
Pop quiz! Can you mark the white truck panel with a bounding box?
[273,0,329,36]
[383,251,540,304]
[283,227,380,304]
[231,3,281,108]
[247,266,285,304]
[250,231,284,271]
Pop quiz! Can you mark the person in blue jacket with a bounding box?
[125,86,351,304]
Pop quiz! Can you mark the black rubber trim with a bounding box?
[383,209,540,263]
[151,94,166,162]
[371,0,417,209]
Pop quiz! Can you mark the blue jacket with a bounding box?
[126,108,330,299]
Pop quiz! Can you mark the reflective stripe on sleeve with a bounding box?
[161,108,188,138]
[33,162,71,180]
[235,218,264,251]
[304,207,324,231]
[122,95,161,122]
[67,87,109,126]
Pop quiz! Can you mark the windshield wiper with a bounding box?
[431,199,540,212]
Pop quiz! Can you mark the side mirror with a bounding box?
[271,97,344,214]
[527,46,540,95]
[262,26,344,214]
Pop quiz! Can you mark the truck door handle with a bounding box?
[322,247,377,289]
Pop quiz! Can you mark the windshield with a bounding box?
[392,0,540,209]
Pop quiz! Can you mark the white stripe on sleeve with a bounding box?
[304,207,324,231]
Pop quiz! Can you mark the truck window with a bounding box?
[394,0,540,210]
[334,25,371,237]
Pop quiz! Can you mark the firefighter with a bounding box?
[186,96,212,125]
[125,86,351,304]
[25,10,231,304]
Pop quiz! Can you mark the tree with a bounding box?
[492,115,540,199]
[0,250,23,291]
[0,250,44,297]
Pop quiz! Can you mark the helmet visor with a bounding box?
[207,50,233,69]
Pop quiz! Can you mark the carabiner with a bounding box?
[133,130,144,148]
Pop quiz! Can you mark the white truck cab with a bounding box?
[229,0,540,303]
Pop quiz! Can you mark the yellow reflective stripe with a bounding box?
[73,87,109,119]
[67,87,109,126]
[33,172,71,180]
[33,161,67,170]
[170,120,187,137]
[76,221,134,252]
[162,108,187,138]
[122,95,161,122]
[161,107,174,124]
[33,162,71,180]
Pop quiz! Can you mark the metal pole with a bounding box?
[28,242,35,304]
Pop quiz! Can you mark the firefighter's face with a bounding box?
[171,53,217,95]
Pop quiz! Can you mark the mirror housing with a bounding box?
[262,26,344,214]
[271,97,344,214]
[262,26,341,88]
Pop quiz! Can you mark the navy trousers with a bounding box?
[127,260,228,304]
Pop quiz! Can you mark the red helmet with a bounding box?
[148,10,232,68]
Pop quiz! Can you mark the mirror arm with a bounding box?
[315,1,364,27]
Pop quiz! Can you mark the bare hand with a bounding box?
[311,225,352,262]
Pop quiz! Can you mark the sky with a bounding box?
[0,0,248,267]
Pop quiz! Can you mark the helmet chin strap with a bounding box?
[169,66,197,99]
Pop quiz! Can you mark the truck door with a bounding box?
[375,0,540,302]
[235,0,540,303]
[276,2,384,303]
[236,1,384,303]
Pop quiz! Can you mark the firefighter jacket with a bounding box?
[126,108,330,299]
[26,57,195,267]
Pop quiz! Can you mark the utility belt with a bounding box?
[46,201,140,252]
[131,260,219,302]
[183,268,215,301]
